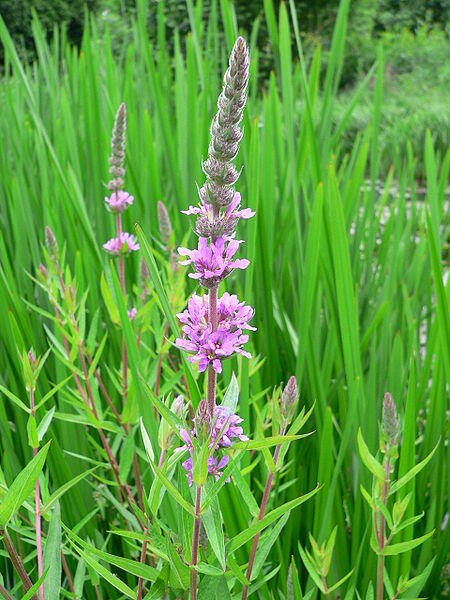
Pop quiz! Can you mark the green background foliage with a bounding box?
[0,0,448,598]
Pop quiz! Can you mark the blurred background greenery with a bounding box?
[1,0,449,178]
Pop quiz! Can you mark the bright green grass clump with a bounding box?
[0,0,447,598]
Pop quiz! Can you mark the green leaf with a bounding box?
[37,407,55,442]
[360,484,377,512]
[119,427,135,484]
[357,429,385,481]
[229,485,320,553]
[41,467,97,515]
[27,415,39,449]
[251,512,291,581]
[222,372,239,413]
[233,433,313,451]
[43,502,61,600]
[232,465,260,518]
[0,441,50,527]
[389,442,439,496]
[0,383,30,413]
[298,543,325,592]
[381,530,434,556]
[328,569,354,593]
[22,569,49,600]
[68,541,135,598]
[100,272,120,325]
[202,483,226,570]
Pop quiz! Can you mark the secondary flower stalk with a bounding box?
[376,392,399,600]
[26,351,45,600]
[103,103,139,412]
[241,377,299,600]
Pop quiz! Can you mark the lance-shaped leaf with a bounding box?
[0,441,50,527]
[389,441,439,496]
[357,428,385,481]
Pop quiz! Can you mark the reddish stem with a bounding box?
[137,528,149,600]
[376,460,390,600]
[241,433,284,600]
[29,387,45,600]
[77,346,144,529]
[206,286,218,416]
[190,487,202,600]
[158,448,166,468]
[0,582,13,600]
[1,528,38,600]
[60,551,75,594]
[322,575,331,600]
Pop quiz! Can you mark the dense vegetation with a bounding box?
[0,0,448,598]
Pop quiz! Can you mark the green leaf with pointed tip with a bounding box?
[233,433,313,450]
[389,442,439,495]
[328,569,354,593]
[298,543,325,593]
[201,482,226,570]
[357,428,385,481]
[229,485,320,553]
[41,467,97,515]
[43,502,61,600]
[381,530,434,555]
[37,407,55,442]
[0,441,50,527]
[222,372,239,413]
[67,541,135,598]
[22,570,49,600]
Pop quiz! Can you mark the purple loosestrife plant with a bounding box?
[174,36,251,600]
[102,103,139,412]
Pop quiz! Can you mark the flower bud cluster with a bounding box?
[380,392,399,459]
[177,37,252,299]
[281,376,299,424]
[102,103,140,256]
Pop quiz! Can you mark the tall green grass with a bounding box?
[0,0,448,597]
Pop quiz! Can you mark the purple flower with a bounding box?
[217,293,256,332]
[105,190,134,212]
[103,232,140,256]
[212,405,248,447]
[128,307,137,321]
[182,454,193,487]
[207,455,230,482]
[182,192,255,237]
[175,293,254,373]
[191,329,251,373]
[178,236,249,288]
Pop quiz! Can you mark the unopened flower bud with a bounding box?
[27,349,37,371]
[195,400,211,438]
[281,376,299,423]
[157,201,172,247]
[158,395,186,451]
[45,226,59,260]
[140,256,150,290]
[38,263,48,281]
[382,392,398,446]
[171,395,185,418]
